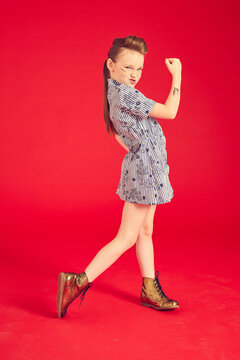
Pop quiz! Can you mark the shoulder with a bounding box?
[119,85,146,103]
[119,83,142,95]
[118,84,156,118]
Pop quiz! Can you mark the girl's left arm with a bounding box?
[114,133,130,152]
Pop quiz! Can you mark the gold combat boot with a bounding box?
[140,270,179,310]
[57,272,92,318]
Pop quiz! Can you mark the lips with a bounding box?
[130,79,136,84]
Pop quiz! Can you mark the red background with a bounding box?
[0,0,239,359]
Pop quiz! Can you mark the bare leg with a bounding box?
[84,201,151,282]
[135,205,157,279]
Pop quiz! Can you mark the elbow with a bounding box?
[166,107,175,119]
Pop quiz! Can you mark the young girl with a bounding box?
[57,35,182,318]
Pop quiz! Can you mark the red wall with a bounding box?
[0,0,239,240]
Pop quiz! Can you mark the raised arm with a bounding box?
[149,58,182,120]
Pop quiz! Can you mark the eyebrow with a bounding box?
[124,64,144,68]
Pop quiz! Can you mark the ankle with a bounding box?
[142,273,155,279]
[84,270,92,283]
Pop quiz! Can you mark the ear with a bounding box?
[107,58,113,72]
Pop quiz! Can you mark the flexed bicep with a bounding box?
[148,102,174,119]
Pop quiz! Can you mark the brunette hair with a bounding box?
[103,35,148,135]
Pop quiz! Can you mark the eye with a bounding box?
[124,66,143,71]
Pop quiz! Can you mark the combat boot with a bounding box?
[140,270,179,310]
[57,271,92,318]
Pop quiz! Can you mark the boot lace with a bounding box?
[78,282,93,308]
[153,270,169,300]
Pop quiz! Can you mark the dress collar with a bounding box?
[107,78,122,87]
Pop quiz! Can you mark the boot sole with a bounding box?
[57,272,66,318]
[140,301,179,310]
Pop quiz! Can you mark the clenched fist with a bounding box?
[165,58,182,77]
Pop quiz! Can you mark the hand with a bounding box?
[165,58,182,77]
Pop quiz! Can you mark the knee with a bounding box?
[118,231,138,250]
[138,224,153,239]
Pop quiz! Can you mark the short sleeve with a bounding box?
[119,86,156,119]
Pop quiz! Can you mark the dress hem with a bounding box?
[115,190,174,205]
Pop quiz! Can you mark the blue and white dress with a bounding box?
[107,78,174,205]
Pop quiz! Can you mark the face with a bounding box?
[107,49,144,88]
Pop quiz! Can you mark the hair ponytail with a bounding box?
[103,35,148,136]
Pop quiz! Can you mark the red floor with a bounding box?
[1,0,239,357]
[0,204,239,359]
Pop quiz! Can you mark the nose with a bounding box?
[130,70,138,78]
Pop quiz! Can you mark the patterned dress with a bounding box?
[107,77,174,205]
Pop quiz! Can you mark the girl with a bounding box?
[57,35,182,318]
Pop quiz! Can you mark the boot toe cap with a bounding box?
[167,299,179,308]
